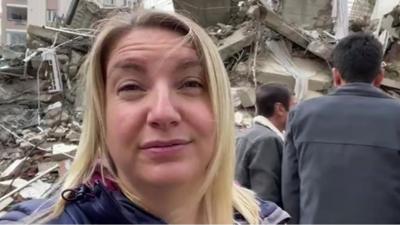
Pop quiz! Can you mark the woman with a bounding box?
[1,10,289,224]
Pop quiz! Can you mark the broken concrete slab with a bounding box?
[0,158,27,179]
[280,0,333,30]
[27,133,46,145]
[0,164,58,203]
[38,161,58,174]
[19,142,33,151]
[256,53,331,92]
[262,7,310,48]
[234,111,253,129]
[231,87,256,108]
[66,0,113,29]
[46,143,77,161]
[45,102,62,117]
[218,26,256,60]
[307,40,334,62]
[52,143,76,155]
[70,121,82,133]
[261,5,333,61]
[173,0,231,27]
[51,127,68,138]
[66,130,80,143]
[0,178,52,199]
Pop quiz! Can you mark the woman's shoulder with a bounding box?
[235,200,290,225]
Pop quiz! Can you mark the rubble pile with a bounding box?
[1,0,400,213]
[206,0,400,128]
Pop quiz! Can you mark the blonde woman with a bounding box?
[0,10,289,224]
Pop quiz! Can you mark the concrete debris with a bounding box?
[234,111,253,129]
[262,5,334,61]
[207,23,235,40]
[232,87,256,108]
[173,0,231,27]
[256,53,331,93]
[280,0,333,31]
[46,143,77,161]
[218,25,256,60]
[0,165,58,204]
[0,158,27,179]
[45,102,63,117]
[38,161,59,174]
[51,127,68,138]
[65,130,80,143]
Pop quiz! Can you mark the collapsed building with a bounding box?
[0,0,399,214]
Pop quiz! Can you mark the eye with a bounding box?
[180,80,204,89]
[117,83,144,93]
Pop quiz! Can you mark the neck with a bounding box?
[267,116,284,132]
[121,181,203,224]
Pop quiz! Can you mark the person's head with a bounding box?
[48,10,260,224]
[331,33,384,87]
[255,83,294,131]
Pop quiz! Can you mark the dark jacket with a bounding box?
[0,181,290,224]
[236,122,284,206]
[282,83,400,224]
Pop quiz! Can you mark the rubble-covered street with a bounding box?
[0,0,400,215]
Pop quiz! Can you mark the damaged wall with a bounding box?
[173,0,231,27]
[280,0,333,30]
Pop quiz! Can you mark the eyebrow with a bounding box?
[177,60,202,70]
[108,59,146,76]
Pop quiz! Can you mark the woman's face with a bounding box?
[105,27,216,189]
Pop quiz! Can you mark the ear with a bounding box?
[373,68,384,87]
[332,68,344,87]
[274,103,285,116]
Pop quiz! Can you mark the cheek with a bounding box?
[105,100,143,156]
[185,101,216,159]
[187,101,215,138]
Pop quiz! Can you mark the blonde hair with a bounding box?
[43,10,260,224]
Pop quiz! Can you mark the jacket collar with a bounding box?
[330,82,391,99]
[253,115,284,141]
[63,182,166,224]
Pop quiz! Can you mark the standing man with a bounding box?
[282,33,400,224]
[236,83,294,206]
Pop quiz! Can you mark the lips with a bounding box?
[139,139,191,149]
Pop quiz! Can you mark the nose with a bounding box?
[146,85,181,130]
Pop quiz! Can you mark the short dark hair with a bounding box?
[331,33,383,83]
[255,83,291,117]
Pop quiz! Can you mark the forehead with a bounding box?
[106,27,200,68]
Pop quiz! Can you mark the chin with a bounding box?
[141,163,201,186]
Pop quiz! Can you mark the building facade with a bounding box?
[0,0,174,46]
[1,0,72,46]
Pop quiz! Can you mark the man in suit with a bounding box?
[282,33,400,223]
[235,83,295,206]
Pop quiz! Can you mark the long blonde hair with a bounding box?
[44,10,260,224]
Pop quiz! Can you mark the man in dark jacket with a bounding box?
[282,33,400,224]
[235,83,294,206]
